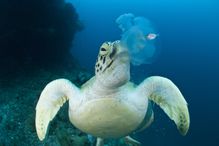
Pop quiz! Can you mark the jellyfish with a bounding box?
[116,13,159,66]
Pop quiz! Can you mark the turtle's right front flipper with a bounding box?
[35,79,80,141]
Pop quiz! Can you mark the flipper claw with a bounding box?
[124,136,141,146]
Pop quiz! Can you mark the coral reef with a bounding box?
[0,0,83,76]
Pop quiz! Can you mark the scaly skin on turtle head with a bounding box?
[95,41,130,89]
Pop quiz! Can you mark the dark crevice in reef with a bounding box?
[0,0,84,78]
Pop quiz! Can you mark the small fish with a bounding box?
[146,33,159,40]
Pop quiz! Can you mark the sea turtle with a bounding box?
[35,41,190,146]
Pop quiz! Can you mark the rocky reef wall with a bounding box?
[0,0,83,77]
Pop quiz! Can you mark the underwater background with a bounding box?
[0,0,218,146]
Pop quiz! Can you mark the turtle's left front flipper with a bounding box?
[136,76,190,135]
[35,79,80,141]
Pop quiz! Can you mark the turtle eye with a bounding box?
[101,48,106,51]
[99,42,110,56]
[99,47,108,56]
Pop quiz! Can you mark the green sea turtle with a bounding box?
[35,41,190,146]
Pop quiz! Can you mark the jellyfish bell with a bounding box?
[116,13,135,32]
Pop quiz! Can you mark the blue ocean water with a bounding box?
[68,0,219,146]
[1,0,218,145]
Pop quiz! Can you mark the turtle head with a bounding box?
[95,41,130,88]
